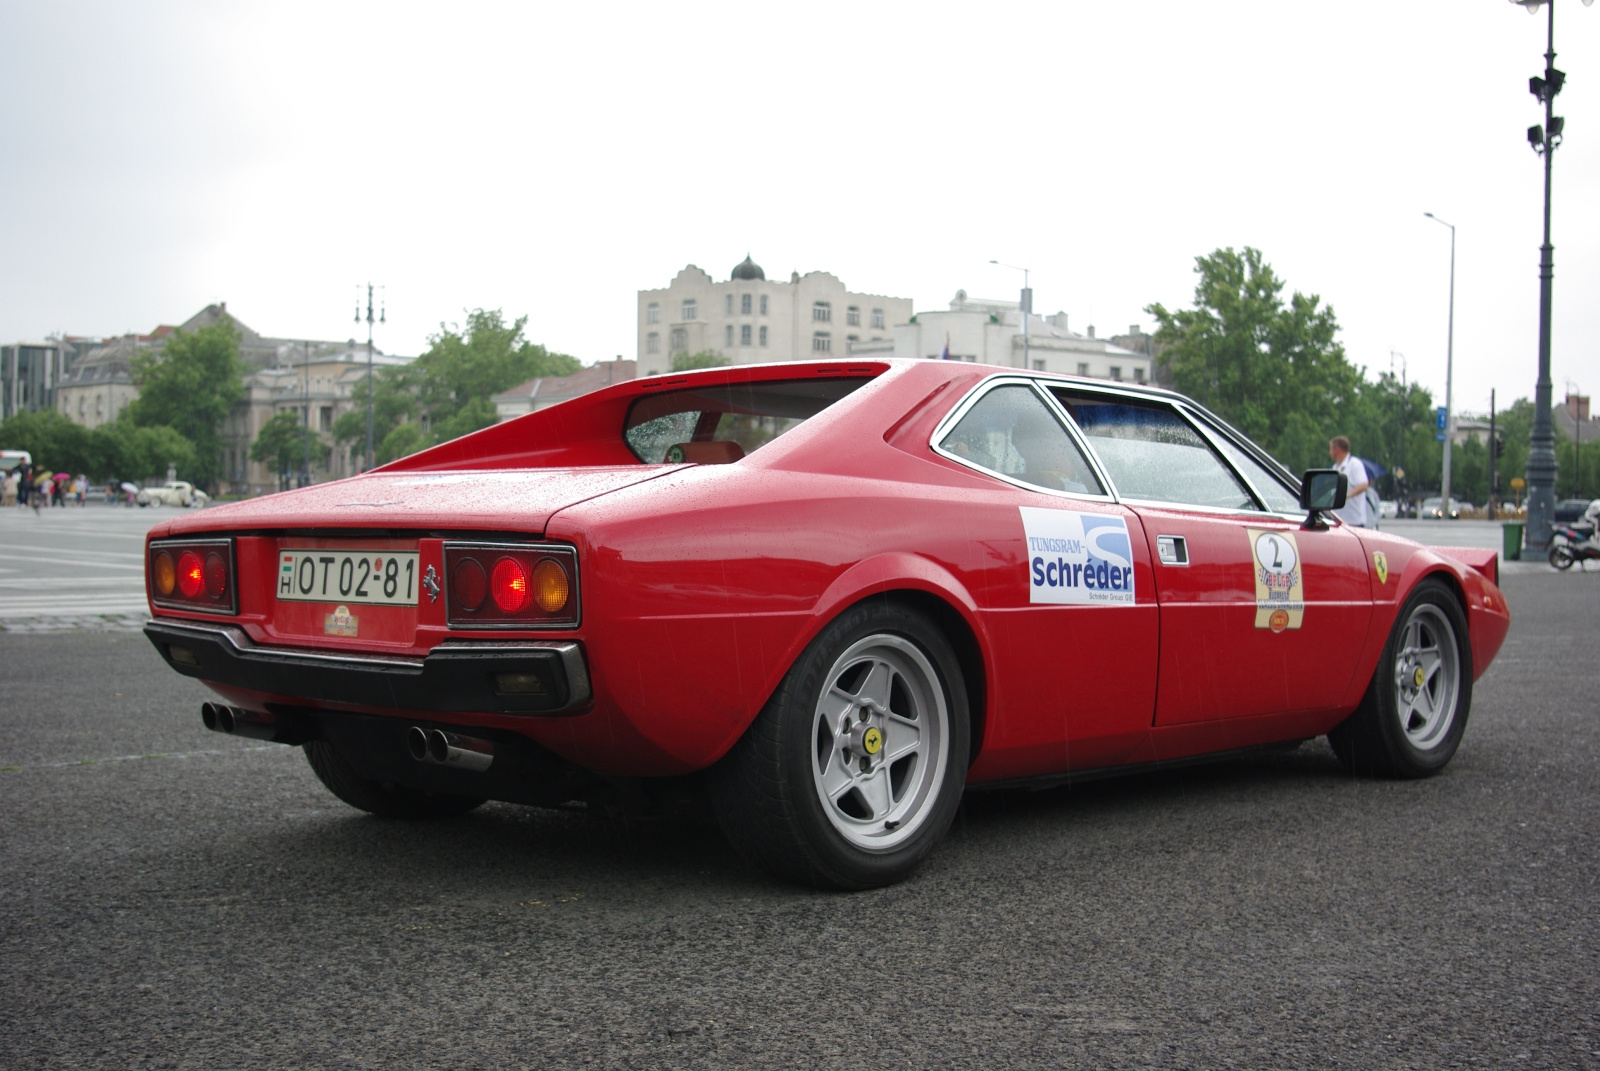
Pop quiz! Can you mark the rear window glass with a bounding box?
[624,377,872,463]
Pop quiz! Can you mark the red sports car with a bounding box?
[144,359,1509,888]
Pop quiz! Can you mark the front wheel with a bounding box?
[708,601,970,889]
[1328,580,1472,778]
[1549,543,1574,570]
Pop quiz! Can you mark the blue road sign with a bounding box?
[1436,406,1448,431]
[1436,432,1447,442]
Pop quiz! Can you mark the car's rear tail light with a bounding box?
[444,542,579,629]
[150,538,237,615]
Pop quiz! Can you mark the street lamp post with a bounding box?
[989,260,1032,368]
[1424,213,1456,514]
[1512,0,1591,547]
[355,283,385,472]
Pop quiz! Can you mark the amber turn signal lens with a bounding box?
[490,557,529,613]
[177,551,204,598]
[153,552,176,596]
[533,559,569,613]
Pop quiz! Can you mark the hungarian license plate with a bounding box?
[277,548,420,606]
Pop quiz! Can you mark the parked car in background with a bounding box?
[1553,498,1594,524]
[1420,496,1460,520]
[1378,499,1399,519]
[136,481,210,508]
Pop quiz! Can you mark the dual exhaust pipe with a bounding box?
[407,726,495,772]
[200,701,295,742]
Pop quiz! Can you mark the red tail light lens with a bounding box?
[490,558,530,613]
[149,538,237,615]
[444,542,579,629]
[177,552,204,597]
[453,558,487,610]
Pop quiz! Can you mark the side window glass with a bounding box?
[939,385,1104,495]
[1051,390,1258,511]
[1205,426,1302,513]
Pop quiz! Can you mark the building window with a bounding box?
[741,293,752,315]
[647,332,660,354]
[740,324,752,346]
[812,331,832,353]
[760,295,769,315]
[1109,366,1122,381]
[871,308,885,329]
[670,328,687,353]
[813,301,831,323]
[725,324,735,347]
[847,306,860,326]
[646,303,660,324]
[681,300,697,321]
[726,294,734,315]
[1032,360,1045,371]
[759,325,768,346]
[1134,367,1146,383]
[1076,362,1090,376]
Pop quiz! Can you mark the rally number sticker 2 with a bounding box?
[1248,528,1304,632]
[278,550,420,606]
[1020,507,1136,606]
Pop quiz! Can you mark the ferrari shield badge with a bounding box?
[1373,551,1389,585]
[1247,529,1304,632]
[324,604,359,637]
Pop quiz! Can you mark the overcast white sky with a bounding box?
[2,1,1596,420]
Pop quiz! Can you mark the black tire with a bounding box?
[1328,580,1473,778]
[708,600,970,890]
[303,741,485,818]
[1549,543,1574,570]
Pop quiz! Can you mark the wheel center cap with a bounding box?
[1413,666,1426,689]
[862,726,884,756]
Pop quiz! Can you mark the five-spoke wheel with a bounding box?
[1329,580,1472,778]
[710,601,969,889]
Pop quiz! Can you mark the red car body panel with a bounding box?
[144,359,1511,785]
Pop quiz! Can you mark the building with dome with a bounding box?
[636,256,912,376]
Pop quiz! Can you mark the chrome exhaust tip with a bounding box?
[408,727,494,772]
[200,702,220,732]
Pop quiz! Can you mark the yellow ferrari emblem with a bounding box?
[1414,666,1426,689]
[1373,551,1389,585]
[862,727,883,755]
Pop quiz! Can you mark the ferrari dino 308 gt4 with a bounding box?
[144,359,1509,888]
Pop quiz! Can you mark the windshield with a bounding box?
[623,377,872,463]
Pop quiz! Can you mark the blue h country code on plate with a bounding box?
[1019,507,1136,606]
[278,550,420,606]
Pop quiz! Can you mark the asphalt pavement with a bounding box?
[2,535,1597,1067]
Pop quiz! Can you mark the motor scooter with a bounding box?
[1549,518,1599,570]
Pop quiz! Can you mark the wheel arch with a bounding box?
[796,553,993,767]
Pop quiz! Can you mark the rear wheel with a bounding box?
[1328,580,1472,778]
[1549,543,1574,570]
[303,741,485,818]
[708,602,969,889]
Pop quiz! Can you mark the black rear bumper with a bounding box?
[144,618,591,716]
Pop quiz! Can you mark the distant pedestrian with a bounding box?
[1328,436,1372,528]
[2,470,17,507]
[16,462,30,507]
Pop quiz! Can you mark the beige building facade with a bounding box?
[636,256,912,377]
[851,291,1153,383]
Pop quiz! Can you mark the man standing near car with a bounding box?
[1329,436,1371,528]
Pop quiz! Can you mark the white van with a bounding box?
[1,449,32,472]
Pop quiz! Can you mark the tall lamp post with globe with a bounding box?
[1511,0,1591,548]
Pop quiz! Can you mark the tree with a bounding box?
[334,308,578,462]
[250,411,329,490]
[671,350,730,372]
[128,316,246,489]
[1147,248,1363,474]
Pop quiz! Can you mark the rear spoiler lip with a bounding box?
[1433,545,1499,587]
